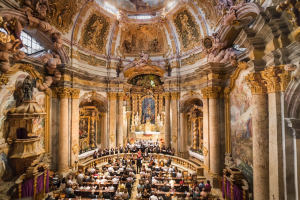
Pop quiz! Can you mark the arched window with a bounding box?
[0,28,45,55]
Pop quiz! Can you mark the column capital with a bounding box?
[70,88,80,99]
[171,92,180,100]
[55,87,72,99]
[107,92,118,100]
[117,92,125,100]
[260,67,282,93]
[245,72,267,94]
[131,94,138,99]
[201,86,222,99]
[163,92,171,100]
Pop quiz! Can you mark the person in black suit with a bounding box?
[162,183,169,192]
[136,157,142,174]
[103,191,111,199]
[88,192,97,199]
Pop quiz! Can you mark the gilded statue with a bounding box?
[22,75,39,101]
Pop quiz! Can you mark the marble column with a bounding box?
[180,112,188,158]
[246,72,269,200]
[70,89,80,169]
[201,86,222,176]
[164,93,171,147]
[117,93,124,146]
[108,92,117,147]
[171,92,179,152]
[56,87,71,173]
[100,113,106,148]
[202,97,210,171]
[285,119,300,200]
[261,67,286,200]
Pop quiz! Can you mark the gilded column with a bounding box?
[56,87,71,173]
[261,67,290,200]
[107,92,117,147]
[117,93,124,146]
[70,88,80,169]
[192,115,198,150]
[245,72,269,200]
[171,92,180,152]
[164,92,171,147]
[201,86,221,176]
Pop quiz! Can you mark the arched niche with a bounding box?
[180,96,203,156]
[78,91,108,152]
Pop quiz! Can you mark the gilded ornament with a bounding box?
[110,134,115,143]
[260,67,282,93]
[79,10,110,55]
[278,66,291,92]
[173,7,203,53]
[245,73,267,94]
[171,92,180,100]
[163,92,171,100]
[203,146,208,157]
[47,0,85,34]
[201,86,222,99]
[181,52,204,66]
[0,74,9,92]
[72,144,79,154]
[171,61,180,69]
[71,88,80,99]
[55,87,72,98]
[172,135,177,143]
[76,51,107,67]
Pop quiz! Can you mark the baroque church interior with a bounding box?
[0,0,299,199]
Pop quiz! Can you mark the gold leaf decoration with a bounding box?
[79,10,110,55]
[173,7,203,53]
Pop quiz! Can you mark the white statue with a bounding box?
[135,112,140,126]
[133,51,149,68]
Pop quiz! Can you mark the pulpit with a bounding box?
[7,100,46,175]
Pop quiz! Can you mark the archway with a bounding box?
[180,97,203,158]
[79,92,108,153]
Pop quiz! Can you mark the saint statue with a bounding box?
[22,75,39,101]
[133,51,149,68]
[135,112,140,126]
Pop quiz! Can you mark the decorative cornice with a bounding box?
[201,86,222,99]
[55,87,72,99]
[117,92,125,100]
[260,67,282,93]
[171,92,180,100]
[70,88,80,99]
[278,66,291,92]
[245,72,267,94]
[107,92,118,100]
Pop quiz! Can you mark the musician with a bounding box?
[119,145,123,153]
[115,147,118,154]
[110,147,114,155]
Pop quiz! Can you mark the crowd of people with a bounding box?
[93,139,175,159]
[48,150,217,200]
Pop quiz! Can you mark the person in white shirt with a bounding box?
[108,185,114,191]
[100,178,108,184]
[85,186,90,190]
[79,185,84,190]
[136,192,142,198]
[177,171,182,178]
[140,170,146,178]
[115,188,123,197]
[77,172,84,185]
[96,177,101,183]
[150,193,158,200]
[108,165,113,172]
[112,175,119,184]
[168,167,173,173]
[152,176,158,184]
